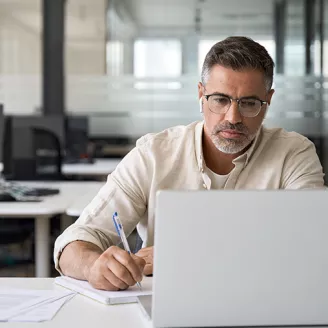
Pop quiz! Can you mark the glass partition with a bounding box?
[0,0,327,180]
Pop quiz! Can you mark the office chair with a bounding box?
[5,116,65,181]
[33,127,63,180]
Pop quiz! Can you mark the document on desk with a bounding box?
[0,289,75,322]
[55,275,152,305]
[10,293,76,322]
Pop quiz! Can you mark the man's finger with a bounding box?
[143,263,153,276]
[131,254,147,272]
[102,264,129,290]
[136,246,153,258]
[110,248,145,283]
[89,275,119,291]
[107,256,136,286]
[136,249,148,257]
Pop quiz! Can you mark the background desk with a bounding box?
[0,278,151,328]
[62,159,121,177]
[0,181,104,278]
[65,185,102,217]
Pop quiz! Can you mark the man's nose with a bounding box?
[224,100,242,124]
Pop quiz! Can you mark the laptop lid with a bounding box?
[153,190,328,328]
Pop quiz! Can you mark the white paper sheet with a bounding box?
[10,293,76,322]
[0,289,75,322]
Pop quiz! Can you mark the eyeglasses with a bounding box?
[204,93,268,118]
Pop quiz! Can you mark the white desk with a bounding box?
[62,159,121,177]
[0,278,151,328]
[0,181,104,278]
[66,184,103,217]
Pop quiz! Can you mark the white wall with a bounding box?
[65,0,106,75]
[0,0,107,114]
[0,14,41,74]
[0,0,106,76]
[66,41,105,75]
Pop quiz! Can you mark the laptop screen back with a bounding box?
[153,190,328,327]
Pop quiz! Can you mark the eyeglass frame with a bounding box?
[203,92,268,118]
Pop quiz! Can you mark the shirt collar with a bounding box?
[194,121,263,171]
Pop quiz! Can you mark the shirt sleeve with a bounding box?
[53,144,151,274]
[282,138,325,189]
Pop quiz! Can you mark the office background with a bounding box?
[0,0,327,276]
[0,1,327,140]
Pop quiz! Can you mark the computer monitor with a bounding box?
[4,115,65,180]
[65,116,91,162]
[0,104,4,165]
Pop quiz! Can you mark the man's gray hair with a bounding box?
[201,36,275,90]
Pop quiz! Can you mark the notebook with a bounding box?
[54,276,152,305]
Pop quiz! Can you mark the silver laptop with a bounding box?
[149,190,328,328]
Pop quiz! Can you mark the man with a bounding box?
[54,36,324,291]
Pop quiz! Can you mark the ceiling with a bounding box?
[0,0,325,42]
[111,0,309,39]
[125,0,275,37]
[129,0,274,27]
[113,0,328,39]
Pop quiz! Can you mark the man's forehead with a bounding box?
[207,65,264,80]
[205,66,267,93]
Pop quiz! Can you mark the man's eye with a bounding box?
[213,97,230,106]
[241,99,257,107]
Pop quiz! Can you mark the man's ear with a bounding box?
[198,82,204,113]
[267,89,275,105]
[198,82,203,99]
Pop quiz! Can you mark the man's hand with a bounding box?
[135,246,154,276]
[85,246,146,291]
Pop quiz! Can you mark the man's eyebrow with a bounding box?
[241,94,262,100]
[206,92,230,97]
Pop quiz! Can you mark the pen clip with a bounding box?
[112,213,121,236]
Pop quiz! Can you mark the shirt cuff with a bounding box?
[54,233,106,275]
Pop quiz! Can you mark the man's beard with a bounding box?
[211,122,259,154]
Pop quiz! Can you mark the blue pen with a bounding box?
[112,212,142,290]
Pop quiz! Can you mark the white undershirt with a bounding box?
[205,166,231,189]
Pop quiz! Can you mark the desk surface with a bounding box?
[0,181,105,277]
[0,278,151,328]
[66,184,103,217]
[0,279,326,328]
[0,159,120,177]
[62,159,121,176]
[0,181,104,217]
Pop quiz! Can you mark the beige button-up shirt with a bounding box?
[54,121,325,272]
